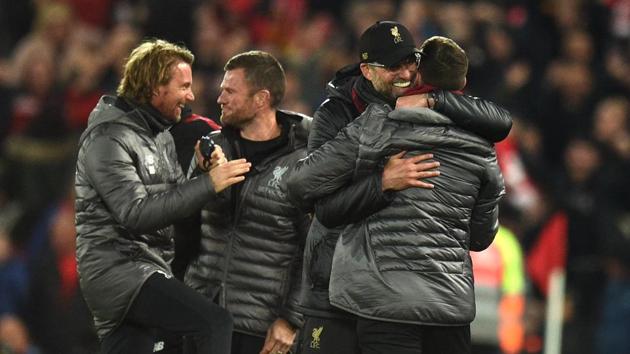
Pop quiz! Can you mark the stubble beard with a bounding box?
[370,79,392,101]
[220,111,255,129]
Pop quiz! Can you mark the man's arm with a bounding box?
[85,134,249,233]
[260,318,296,354]
[299,102,438,224]
[277,211,309,328]
[260,212,310,354]
[469,151,506,251]
[307,99,356,152]
[314,174,391,227]
[433,91,512,142]
[398,91,512,142]
[287,125,360,208]
[314,151,439,228]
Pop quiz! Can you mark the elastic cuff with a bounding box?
[429,91,440,110]
[280,312,304,330]
[374,173,394,203]
[199,173,216,195]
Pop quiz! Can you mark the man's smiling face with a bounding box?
[150,61,195,123]
[362,55,419,100]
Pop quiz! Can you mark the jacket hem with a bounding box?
[329,300,471,327]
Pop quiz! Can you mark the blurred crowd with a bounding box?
[0,0,629,353]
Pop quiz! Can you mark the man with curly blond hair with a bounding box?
[75,39,250,354]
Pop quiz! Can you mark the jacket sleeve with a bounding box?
[279,212,311,329]
[432,90,512,142]
[314,174,393,228]
[469,150,506,251]
[308,98,357,152]
[287,125,361,209]
[84,134,216,233]
[297,102,393,223]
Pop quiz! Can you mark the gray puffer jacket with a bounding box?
[185,111,311,337]
[75,96,216,338]
[288,104,505,325]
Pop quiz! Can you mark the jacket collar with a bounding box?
[134,101,175,134]
[221,110,309,152]
[326,64,394,114]
[353,75,395,110]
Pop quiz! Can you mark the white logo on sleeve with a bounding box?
[145,154,156,175]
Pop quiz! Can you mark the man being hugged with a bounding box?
[289,36,506,354]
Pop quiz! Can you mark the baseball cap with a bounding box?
[359,21,420,68]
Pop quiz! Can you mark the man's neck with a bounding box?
[239,109,281,141]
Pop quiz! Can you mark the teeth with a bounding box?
[393,81,411,88]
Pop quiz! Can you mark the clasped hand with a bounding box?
[195,140,251,193]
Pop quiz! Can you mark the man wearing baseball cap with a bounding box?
[293,21,512,353]
[359,20,420,65]
[358,20,422,99]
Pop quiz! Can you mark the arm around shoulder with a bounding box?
[314,173,394,227]
[432,90,512,142]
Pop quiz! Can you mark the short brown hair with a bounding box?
[224,51,285,108]
[117,39,194,104]
[418,36,468,91]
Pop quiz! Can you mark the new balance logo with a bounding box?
[153,341,164,352]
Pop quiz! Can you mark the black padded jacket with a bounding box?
[185,111,312,337]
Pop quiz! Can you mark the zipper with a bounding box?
[218,174,254,309]
[219,137,248,308]
[217,123,298,308]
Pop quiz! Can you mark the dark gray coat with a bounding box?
[75,96,215,338]
[185,111,311,337]
[288,104,505,325]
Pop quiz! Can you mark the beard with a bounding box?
[371,78,396,101]
[220,110,255,129]
[370,68,418,100]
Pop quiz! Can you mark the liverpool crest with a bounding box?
[391,26,402,43]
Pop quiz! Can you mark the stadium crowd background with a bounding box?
[0,0,629,353]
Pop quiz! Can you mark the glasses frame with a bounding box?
[366,52,424,71]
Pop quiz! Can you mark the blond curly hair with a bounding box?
[117,39,194,104]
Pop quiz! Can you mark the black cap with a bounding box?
[358,21,419,67]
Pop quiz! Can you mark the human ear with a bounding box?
[255,90,270,108]
[459,77,467,90]
[360,64,372,81]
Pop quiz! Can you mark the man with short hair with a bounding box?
[75,39,250,354]
[418,36,469,90]
[185,50,311,354]
[292,21,512,353]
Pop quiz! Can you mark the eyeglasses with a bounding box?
[367,52,423,71]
